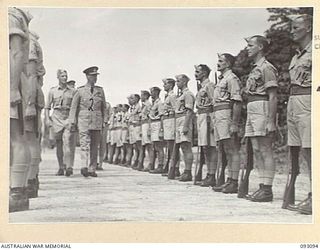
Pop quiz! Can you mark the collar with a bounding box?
[58,83,67,90]
[200,78,210,87]
[254,57,266,67]
[296,41,312,58]
[182,87,189,94]
[152,97,160,104]
[222,69,232,78]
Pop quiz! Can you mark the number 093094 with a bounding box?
[300,244,319,248]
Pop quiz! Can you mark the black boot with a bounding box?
[179,170,192,182]
[149,165,165,174]
[65,167,73,177]
[26,179,38,199]
[200,174,216,187]
[9,187,29,213]
[212,177,232,192]
[222,179,238,194]
[250,184,273,202]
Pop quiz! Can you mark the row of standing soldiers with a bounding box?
[103,14,312,216]
[9,7,312,216]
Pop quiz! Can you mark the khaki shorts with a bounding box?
[197,112,216,146]
[214,109,232,142]
[175,116,192,144]
[115,128,123,147]
[133,125,141,142]
[110,129,116,145]
[141,122,151,145]
[163,118,175,140]
[150,120,162,142]
[287,95,311,148]
[129,125,135,144]
[245,100,269,137]
[121,128,129,144]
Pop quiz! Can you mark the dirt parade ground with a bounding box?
[9,148,312,224]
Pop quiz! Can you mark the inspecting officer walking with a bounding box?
[68,66,108,177]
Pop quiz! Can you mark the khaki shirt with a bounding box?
[163,90,177,115]
[122,111,130,129]
[69,84,107,131]
[9,7,31,68]
[175,88,195,114]
[129,103,141,124]
[115,111,123,128]
[140,100,152,121]
[245,57,278,95]
[149,98,164,120]
[289,42,312,87]
[196,78,215,109]
[46,84,76,119]
[214,69,242,106]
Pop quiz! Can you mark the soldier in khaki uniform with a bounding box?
[285,15,312,215]
[194,64,217,187]
[45,70,77,177]
[66,80,77,171]
[113,104,124,165]
[120,104,130,165]
[68,66,107,177]
[211,55,242,193]
[139,90,154,171]
[244,35,278,202]
[107,107,117,164]
[25,30,46,198]
[130,94,143,169]
[174,74,195,182]
[98,101,111,169]
[149,87,165,174]
[125,95,135,167]
[162,78,180,177]
[9,7,33,212]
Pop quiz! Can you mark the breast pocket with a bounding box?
[53,97,62,108]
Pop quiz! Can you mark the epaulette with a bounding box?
[77,85,85,89]
[95,85,103,89]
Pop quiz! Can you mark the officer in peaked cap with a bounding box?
[68,66,107,178]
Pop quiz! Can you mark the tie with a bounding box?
[90,86,94,94]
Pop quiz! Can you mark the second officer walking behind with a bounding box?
[68,66,108,177]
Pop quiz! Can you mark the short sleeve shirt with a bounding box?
[175,88,195,114]
[289,42,312,87]
[163,90,177,115]
[245,57,278,95]
[196,78,215,109]
[140,100,152,121]
[45,85,76,110]
[130,103,141,123]
[214,69,242,105]
[29,34,46,77]
[149,98,164,120]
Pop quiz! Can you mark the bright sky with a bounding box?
[23,7,271,106]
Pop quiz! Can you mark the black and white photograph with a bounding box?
[8,6,313,225]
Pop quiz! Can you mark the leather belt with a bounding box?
[290,85,311,96]
[163,113,175,119]
[197,106,213,114]
[150,119,161,123]
[247,95,269,103]
[175,113,187,118]
[141,119,149,124]
[213,103,232,112]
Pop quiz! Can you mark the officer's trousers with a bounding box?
[79,129,101,171]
